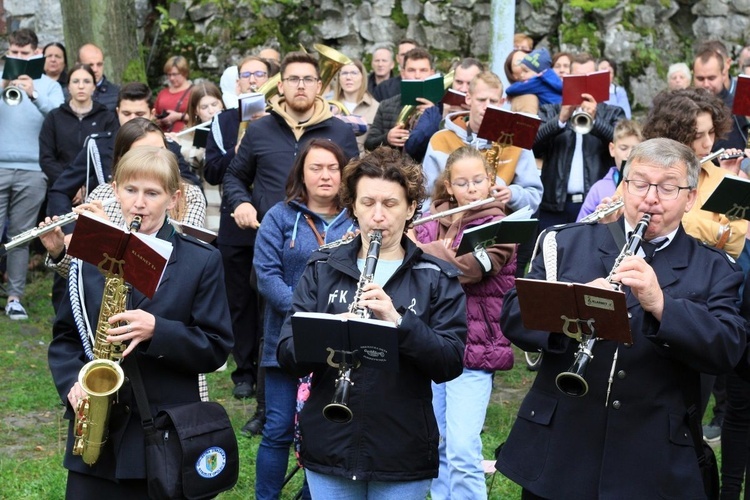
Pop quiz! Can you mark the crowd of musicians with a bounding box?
[5,24,750,499]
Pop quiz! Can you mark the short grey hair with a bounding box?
[667,62,691,81]
[623,138,699,189]
[371,44,394,57]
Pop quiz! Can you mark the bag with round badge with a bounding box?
[128,359,239,499]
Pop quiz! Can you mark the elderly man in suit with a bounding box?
[496,137,746,499]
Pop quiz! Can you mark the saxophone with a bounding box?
[322,230,382,423]
[72,216,141,465]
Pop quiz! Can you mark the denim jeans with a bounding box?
[430,367,493,500]
[255,367,310,500]
[305,469,431,500]
[0,169,47,298]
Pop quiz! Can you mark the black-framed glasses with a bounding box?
[283,76,319,87]
[239,70,268,80]
[624,179,692,200]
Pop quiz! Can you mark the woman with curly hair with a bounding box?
[277,146,466,499]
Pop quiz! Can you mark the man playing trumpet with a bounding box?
[496,138,746,498]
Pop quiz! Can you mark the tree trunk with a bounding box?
[60,0,144,84]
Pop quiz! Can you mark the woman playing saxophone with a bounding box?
[277,146,466,499]
[46,147,232,498]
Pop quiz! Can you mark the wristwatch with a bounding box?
[472,246,492,274]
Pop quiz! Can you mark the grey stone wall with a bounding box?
[4,0,750,110]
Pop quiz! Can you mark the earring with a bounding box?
[450,195,455,203]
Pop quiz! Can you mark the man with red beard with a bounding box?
[224,51,358,229]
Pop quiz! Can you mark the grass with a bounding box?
[0,267,723,498]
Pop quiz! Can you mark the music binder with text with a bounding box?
[400,74,445,106]
[238,92,265,121]
[561,70,610,106]
[476,106,542,150]
[514,278,632,344]
[2,55,44,81]
[702,174,750,220]
[291,312,399,372]
[67,212,172,298]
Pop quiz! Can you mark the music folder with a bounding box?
[2,55,44,81]
[514,278,632,343]
[476,106,542,150]
[192,127,209,148]
[456,205,538,255]
[400,74,445,106]
[561,70,610,106]
[291,312,399,372]
[238,92,265,121]
[733,74,750,116]
[441,88,467,107]
[67,212,172,298]
[701,174,750,220]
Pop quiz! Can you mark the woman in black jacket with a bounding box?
[39,63,118,187]
[277,146,466,499]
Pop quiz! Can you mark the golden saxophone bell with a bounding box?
[2,86,23,106]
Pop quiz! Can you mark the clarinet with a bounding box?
[323,230,382,423]
[555,214,651,397]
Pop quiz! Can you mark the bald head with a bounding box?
[78,43,105,83]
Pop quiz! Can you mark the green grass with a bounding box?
[0,268,720,498]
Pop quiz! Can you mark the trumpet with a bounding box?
[571,108,593,134]
[322,230,382,423]
[2,85,23,106]
[0,198,117,257]
[555,213,651,397]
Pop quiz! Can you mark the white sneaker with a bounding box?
[5,300,28,320]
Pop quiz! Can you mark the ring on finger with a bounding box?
[127,325,132,334]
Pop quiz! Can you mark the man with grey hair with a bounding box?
[368,45,394,95]
[496,138,744,499]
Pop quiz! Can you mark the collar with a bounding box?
[623,218,676,254]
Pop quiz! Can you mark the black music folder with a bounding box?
[2,55,44,80]
[192,127,209,148]
[514,278,632,343]
[702,174,750,220]
[291,312,399,371]
[456,206,538,255]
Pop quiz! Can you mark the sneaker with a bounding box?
[702,423,722,443]
[241,408,266,436]
[5,300,28,320]
[232,381,256,399]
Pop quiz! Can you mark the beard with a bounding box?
[287,92,316,114]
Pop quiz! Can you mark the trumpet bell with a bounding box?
[2,86,23,106]
[571,109,592,135]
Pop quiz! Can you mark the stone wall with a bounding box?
[4,0,750,110]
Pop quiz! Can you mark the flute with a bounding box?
[411,197,495,226]
[700,148,725,164]
[0,198,117,255]
[174,120,212,137]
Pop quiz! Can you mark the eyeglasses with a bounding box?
[339,71,360,78]
[166,72,182,77]
[451,177,489,189]
[624,179,692,200]
[283,76,319,87]
[239,70,268,80]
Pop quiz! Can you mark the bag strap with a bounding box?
[124,355,156,431]
[606,220,627,250]
[303,214,326,246]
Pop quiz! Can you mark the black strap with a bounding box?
[124,355,155,431]
[606,220,626,249]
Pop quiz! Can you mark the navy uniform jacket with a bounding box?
[47,133,200,224]
[203,108,254,247]
[496,221,745,499]
[92,75,120,113]
[48,229,233,480]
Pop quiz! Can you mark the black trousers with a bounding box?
[219,243,261,387]
[720,371,750,499]
[66,471,148,499]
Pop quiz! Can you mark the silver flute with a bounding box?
[579,199,624,223]
[0,198,117,254]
